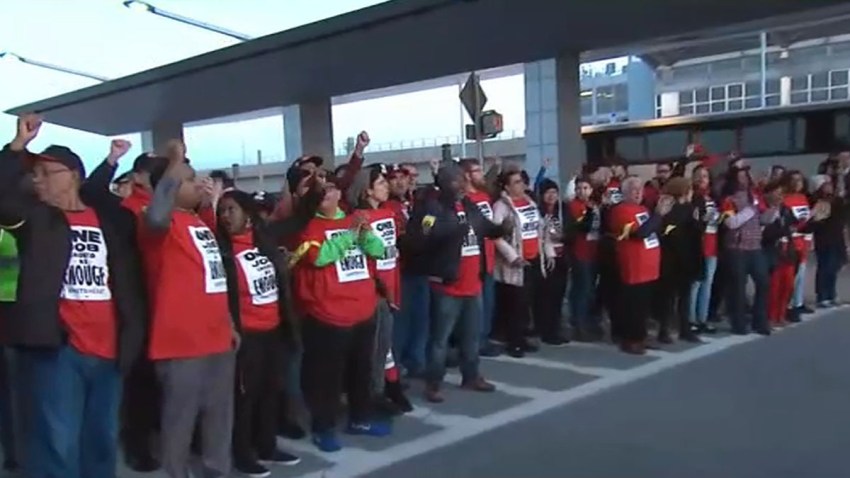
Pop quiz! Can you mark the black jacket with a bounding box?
[404,192,505,283]
[659,203,704,283]
[0,146,146,371]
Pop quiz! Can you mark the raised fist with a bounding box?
[354,131,370,156]
[429,158,440,173]
[12,113,43,150]
[108,139,132,164]
[164,139,186,163]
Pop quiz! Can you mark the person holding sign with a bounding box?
[346,165,413,416]
[141,143,239,478]
[405,162,510,404]
[216,190,301,476]
[290,178,390,453]
[0,114,147,478]
[608,176,669,355]
[492,169,557,358]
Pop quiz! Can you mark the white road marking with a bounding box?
[482,354,621,378]
[289,309,839,478]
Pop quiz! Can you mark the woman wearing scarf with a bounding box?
[535,178,569,345]
[216,190,301,477]
[346,166,413,416]
[492,169,555,358]
[689,165,719,334]
[290,178,390,453]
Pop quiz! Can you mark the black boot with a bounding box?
[385,380,414,413]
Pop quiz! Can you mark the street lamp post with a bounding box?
[122,0,254,42]
[0,51,109,82]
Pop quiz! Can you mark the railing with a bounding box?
[333,128,526,156]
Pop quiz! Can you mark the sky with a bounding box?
[0,0,624,174]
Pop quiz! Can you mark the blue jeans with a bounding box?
[480,273,495,348]
[790,260,807,308]
[395,274,430,374]
[689,256,718,324]
[569,260,597,328]
[726,249,769,333]
[815,248,844,303]
[16,345,120,478]
[426,292,482,384]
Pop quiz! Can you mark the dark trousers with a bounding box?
[535,257,568,340]
[652,276,692,337]
[120,357,160,461]
[301,316,376,434]
[233,330,284,464]
[569,260,598,329]
[16,345,121,478]
[709,253,728,320]
[612,282,652,343]
[0,302,16,465]
[726,249,769,333]
[816,247,844,303]
[495,281,531,349]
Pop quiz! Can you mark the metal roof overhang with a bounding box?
[8,0,850,136]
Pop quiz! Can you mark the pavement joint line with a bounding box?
[290,308,845,478]
[482,354,620,378]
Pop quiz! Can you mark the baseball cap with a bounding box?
[29,145,86,180]
[294,155,323,169]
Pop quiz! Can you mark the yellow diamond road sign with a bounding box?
[459,72,487,121]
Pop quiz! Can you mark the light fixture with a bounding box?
[0,51,109,82]
[123,0,254,42]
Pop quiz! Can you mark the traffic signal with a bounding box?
[465,110,504,140]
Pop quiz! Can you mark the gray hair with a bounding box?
[620,175,643,196]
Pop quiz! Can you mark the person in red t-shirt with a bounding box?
[492,170,556,358]
[142,146,238,478]
[216,191,301,475]
[459,158,502,357]
[608,176,669,355]
[567,176,603,341]
[346,166,413,417]
[0,115,146,478]
[291,179,390,453]
[782,170,815,321]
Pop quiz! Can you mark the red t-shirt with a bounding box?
[120,186,150,217]
[364,207,401,308]
[467,190,496,275]
[231,232,280,332]
[698,193,719,258]
[606,179,623,205]
[293,214,378,326]
[784,192,812,258]
[609,203,661,285]
[60,208,118,359]
[568,199,599,262]
[140,210,232,360]
[431,203,482,297]
[511,198,541,261]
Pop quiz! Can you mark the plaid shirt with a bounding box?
[724,191,763,251]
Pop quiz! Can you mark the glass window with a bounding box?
[831,87,849,100]
[679,90,694,104]
[696,104,710,114]
[613,84,629,112]
[728,99,744,111]
[790,75,808,91]
[580,96,593,116]
[830,70,849,87]
[615,135,644,160]
[745,81,761,97]
[710,101,725,113]
[596,86,614,114]
[791,91,808,104]
[700,128,736,153]
[792,118,806,151]
[766,95,781,107]
[835,113,850,140]
[728,84,744,98]
[766,79,781,95]
[656,95,662,108]
[812,72,829,89]
[741,120,790,155]
[679,105,695,116]
[695,88,709,103]
[811,89,829,102]
[647,129,688,160]
[745,97,762,109]
[710,86,726,101]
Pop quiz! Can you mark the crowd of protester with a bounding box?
[0,113,846,478]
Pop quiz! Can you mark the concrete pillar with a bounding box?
[524,53,585,188]
[140,120,184,155]
[283,99,334,167]
[626,57,657,121]
[780,76,792,106]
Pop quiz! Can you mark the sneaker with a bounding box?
[461,376,496,392]
[679,333,703,344]
[312,431,342,453]
[277,419,306,440]
[479,342,503,357]
[424,382,444,403]
[818,300,831,309]
[696,323,717,334]
[521,340,539,353]
[125,453,159,473]
[234,460,271,478]
[259,449,301,466]
[798,305,815,314]
[346,421,392,437]
[541,336,569,346]
[385,381,414,413]
[373,395,402,417]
